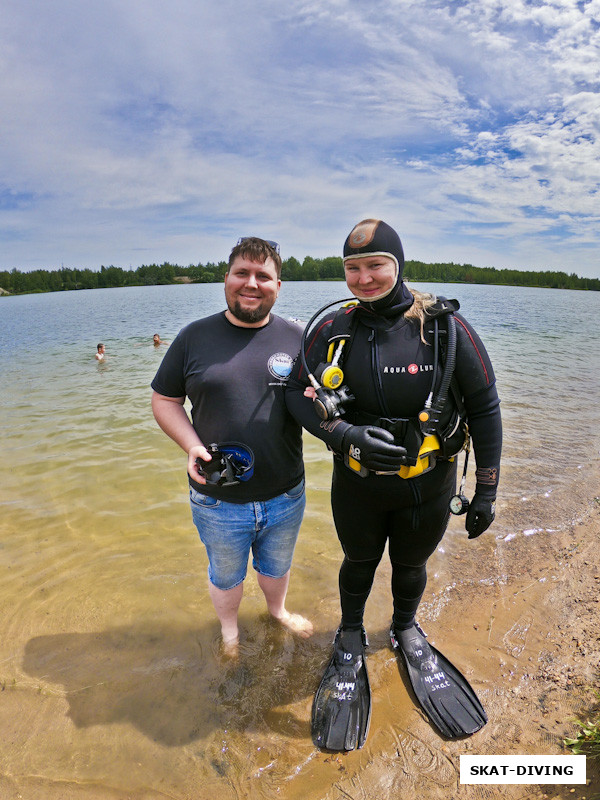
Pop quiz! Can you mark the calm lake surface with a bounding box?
[0,281,599,798]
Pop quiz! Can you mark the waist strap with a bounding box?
[339,433,442,480]
[344,411,424,466]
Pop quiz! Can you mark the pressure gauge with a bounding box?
[449,493,469,516]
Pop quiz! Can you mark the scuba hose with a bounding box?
[449,437,471,515]
[301,297,459,430]
[300,297,357,420]
[418,313,457,436]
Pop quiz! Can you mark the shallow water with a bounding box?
[0,282,599,798]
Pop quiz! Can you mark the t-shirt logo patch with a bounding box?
[268,352,294,380]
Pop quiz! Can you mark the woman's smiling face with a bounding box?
[344,254,398,301]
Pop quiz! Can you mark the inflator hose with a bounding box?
[420,312,457,436]
[299,297,356,386]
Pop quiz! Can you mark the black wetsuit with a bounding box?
[285,301,502,630]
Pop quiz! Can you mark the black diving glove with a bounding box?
[342,425,408,472]
[466,493,496,539]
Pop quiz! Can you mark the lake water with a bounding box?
[0,281,599,799]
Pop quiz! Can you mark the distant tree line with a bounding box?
[0,257,598,295]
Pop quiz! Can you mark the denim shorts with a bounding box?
[189,479,306,590]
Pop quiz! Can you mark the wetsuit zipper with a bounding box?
[369,329,392,417]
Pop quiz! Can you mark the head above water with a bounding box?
[342,219,412,316]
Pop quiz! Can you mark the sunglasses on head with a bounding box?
[237,237,280,255]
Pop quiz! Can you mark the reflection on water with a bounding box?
[1,282,599,797]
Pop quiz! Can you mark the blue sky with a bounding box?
[1,0,599,277]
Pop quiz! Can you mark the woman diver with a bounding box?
[285,219,502,750]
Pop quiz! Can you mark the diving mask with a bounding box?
[196,442,255,487]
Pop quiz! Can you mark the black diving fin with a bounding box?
[390,623,487,739]
[311,626,371,751]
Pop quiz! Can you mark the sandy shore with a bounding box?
[293,502,600,800]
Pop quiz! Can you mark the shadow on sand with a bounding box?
[21,618,353,748]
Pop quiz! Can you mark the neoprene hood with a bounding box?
[343,219,405,275]
[343,219,413,317]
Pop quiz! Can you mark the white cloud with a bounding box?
[0,0,598,277]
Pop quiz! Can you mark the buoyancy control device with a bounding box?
[299,297,469,479]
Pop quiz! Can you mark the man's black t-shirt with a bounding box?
[151,311,304,503]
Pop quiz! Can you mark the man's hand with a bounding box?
[466,493,496,538]
[188,444,213,484]
[151,393,211,484]
[342,425,408,472]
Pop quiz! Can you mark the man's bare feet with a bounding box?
[221,632,240,658]
[273,610,314,638]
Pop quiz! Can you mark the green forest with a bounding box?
[0,256,598,295]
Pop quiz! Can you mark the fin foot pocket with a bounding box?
[311,626,371,751]
[390,623,487,739]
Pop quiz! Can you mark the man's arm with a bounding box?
[151,391,211,484]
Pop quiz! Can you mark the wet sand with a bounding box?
[2,480,599,800]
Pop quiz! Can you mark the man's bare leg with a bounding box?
[257,570,313,638]
[208,581,244,650]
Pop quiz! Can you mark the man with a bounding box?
[151,237,312,651]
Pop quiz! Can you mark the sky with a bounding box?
[1,0,599,278]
